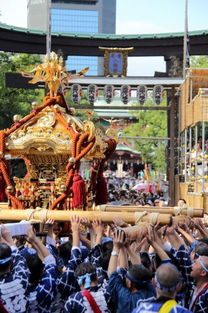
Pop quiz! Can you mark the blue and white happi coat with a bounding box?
[132,297,193,313]
[64,286,112,313]
[172,244,208,313]
[27,255,57,313]
[0,247,29,313]
[108,267,155,313]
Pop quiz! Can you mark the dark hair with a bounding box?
[15,235,26,250]
[140,252,152,271]
[128,264,152,290]
[101,241,113,270]
[58,241,72,265]
[75,262,97,283]
[198,238,208,246]
[178,198,186,204]
[0,243,12,272]
[195,242,208,256]
[25,254,44,285]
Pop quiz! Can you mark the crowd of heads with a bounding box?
[0,213,207,312]
[106,173,167,206]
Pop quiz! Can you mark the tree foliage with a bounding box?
[0,52,43,129]
[190,55,208,68]
[124,97,167,173]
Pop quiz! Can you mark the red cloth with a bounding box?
[81,290,102,313]
[0,171,6,201]
[0,300,9,313]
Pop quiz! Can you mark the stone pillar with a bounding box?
[165,55,183,77]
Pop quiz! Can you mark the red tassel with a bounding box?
[71,174,86,209]
[95,175,107,205]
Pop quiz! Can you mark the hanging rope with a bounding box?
[95,139,117,205]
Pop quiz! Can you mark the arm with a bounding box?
[177,226,195,245]
[108,229,124,277]
[148,225,170,261]
[79,233,91,249]
[92,219,103,246]
[0,226,29,290]
[26,226,50,260]
[126,241,141,265]
[194,219,208,238]
[113,217,129,228]
[80,218,95,248]
[166,226,185,250]
[71,215,80,248]
[117,246,128,269]
[45,219,57,247]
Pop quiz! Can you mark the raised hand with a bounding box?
[71,216,80,247]
[113,229,125,250]
[92,219,104,245]
[71,215,80,233]
[25,225,36,244]
[113,217,128,228]
[92,219,103,236]
[147,224,156,245]
[0,225,14,246]
[81,218,92,229]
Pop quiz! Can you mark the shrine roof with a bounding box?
[116,142,141,155]
[69,76,183,87]
[0,22,208,39]
[95,109,133,118]
[1,22,208,57]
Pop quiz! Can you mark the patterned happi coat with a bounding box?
[0,247,29,313]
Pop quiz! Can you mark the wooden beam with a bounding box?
[0,208,171,225]
[95,205,203,217]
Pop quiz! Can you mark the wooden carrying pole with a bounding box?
[0,208,172,225]
[95,205,204,218]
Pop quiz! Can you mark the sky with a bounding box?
[0,0,208,75]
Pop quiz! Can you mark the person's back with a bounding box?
[0,228,29,313]
[65,286,111,313]
[64,262,111,313]
[108,266,155,313]
[132,263,192,313]
[133,299,192,313]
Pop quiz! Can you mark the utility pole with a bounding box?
[183,0,189,78]
[46,0,51,57]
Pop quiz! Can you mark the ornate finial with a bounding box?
[105,119,119,142]
[18,52,90,98]
[13,115,21,122]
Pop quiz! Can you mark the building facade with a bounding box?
[27,0,116,75]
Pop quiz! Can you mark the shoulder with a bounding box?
[133,299,158,312]
[65,292,84,308]
[173,306,193,313]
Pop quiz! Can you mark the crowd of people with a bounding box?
[0,213,208,312]
[105,171,168,207]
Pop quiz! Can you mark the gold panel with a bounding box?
[99,47,134,77]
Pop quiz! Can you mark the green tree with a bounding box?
[190,55,208,68]
[123,97,167,173]
[0,52,43,129]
